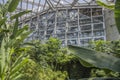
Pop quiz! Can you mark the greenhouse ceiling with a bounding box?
[0,0,115,20]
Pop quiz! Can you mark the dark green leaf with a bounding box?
[68,45,120,72]
[8,0,20,12]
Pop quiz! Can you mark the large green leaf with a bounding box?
[68,45,120,72]
[8,0,20,12]
[115,0,120,33]
[79,59,94,67]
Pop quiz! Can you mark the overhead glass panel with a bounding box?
[0,0,111,46]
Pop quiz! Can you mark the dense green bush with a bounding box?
[17,37,77,80]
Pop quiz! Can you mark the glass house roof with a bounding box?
[0,0,115,20]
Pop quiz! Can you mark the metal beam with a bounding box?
[22,0,44,6]
[46,0,55,10]
[71,0,79,7]
[52,0,65,7]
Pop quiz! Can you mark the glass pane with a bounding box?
[80,31,92,37]
[57,10,67,22]
[79,18,91,24]
[68,9,78,20]
[92,8,102,16]
[94,37,104,41]
[67,32,78,39]
[79,8,91,19]
[93,16,103,23]
[68,27,78,32]
[80,39,92,46]
[57,34,65,39]
[57,22,66,27]
[81,25,91,31]
[93,24,104,30]
[68,21,78,26]
[67,39,78,45]
[56,28,65,34]
[93,30,104,36]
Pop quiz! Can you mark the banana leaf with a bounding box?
[68,45,120,72]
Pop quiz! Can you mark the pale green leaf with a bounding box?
[0,38,6,74]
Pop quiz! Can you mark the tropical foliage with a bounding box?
[0,0,32,80]
[1,0,120,80]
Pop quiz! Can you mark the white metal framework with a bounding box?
[22,6,106,46]
[0,0,115,46]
